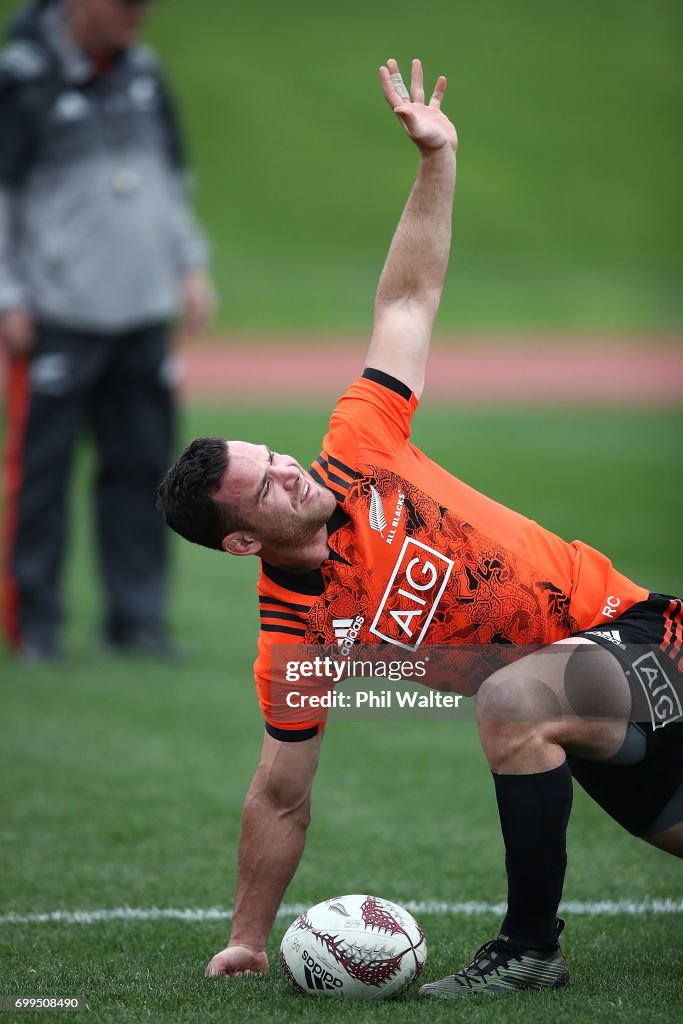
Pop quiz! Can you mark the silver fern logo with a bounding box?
[369,486,387,537]
[327,901,351,917]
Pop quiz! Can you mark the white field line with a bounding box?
[2,899,682,926]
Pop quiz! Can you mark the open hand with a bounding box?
[380,58,457,154]
[181,267,216,335]
[205,943,269,978]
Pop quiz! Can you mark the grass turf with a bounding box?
[1,403,682,1022]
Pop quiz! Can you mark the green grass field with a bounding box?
[2,403,682,1023]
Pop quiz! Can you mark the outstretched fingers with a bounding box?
[410,58,424,104]
[380,57,410,109]
[429,75,447,108]
[379,58,456,153]
[381,58,446,112]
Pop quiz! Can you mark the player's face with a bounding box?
[216,441,336,551]
[84,0,149,51]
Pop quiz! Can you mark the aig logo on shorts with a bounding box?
[633,651,683,730]
[370,538,453,651]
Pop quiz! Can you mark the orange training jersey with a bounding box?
[254,370,648,731]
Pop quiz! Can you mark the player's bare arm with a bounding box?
[205,729,322,978]
[365,58,458,400]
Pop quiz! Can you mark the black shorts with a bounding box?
[567,593,683,837]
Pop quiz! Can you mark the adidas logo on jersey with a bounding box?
[585,629,625,648]
[333,614,365,656]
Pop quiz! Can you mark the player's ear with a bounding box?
[222,532,262,557]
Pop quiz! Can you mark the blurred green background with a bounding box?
[150,0,683,331]
[3,0,680,331]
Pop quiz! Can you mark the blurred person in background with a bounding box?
[0,0,214,662]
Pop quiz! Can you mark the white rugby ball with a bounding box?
[279,894,426,1000]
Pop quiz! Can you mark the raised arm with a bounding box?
[365,58,458,400]
[205,729,322,977]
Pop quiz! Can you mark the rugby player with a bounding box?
[158,59,682,995]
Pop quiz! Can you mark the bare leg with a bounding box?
[645,818,683,858]
[477,639,631,774]
[421,639,679,998]
[475,639,637,950]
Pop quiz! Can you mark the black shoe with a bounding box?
[101,625,188,662]
[17,633,65,665]
[419,919,569,997]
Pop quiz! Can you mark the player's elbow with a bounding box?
[374,291,440,322]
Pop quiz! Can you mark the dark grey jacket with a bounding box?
[0,0,210,331]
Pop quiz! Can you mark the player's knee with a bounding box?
[476,668,563,728]
[475,673,560,769]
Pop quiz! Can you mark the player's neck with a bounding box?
[259,529,330,573]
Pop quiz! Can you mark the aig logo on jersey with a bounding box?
[633,651,683,730]
[370,538,453,651]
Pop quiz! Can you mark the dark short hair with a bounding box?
[157,438,243,551]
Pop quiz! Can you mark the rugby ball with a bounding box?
[279,894,426,1000]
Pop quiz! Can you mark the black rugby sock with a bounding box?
[493,762,573,950]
